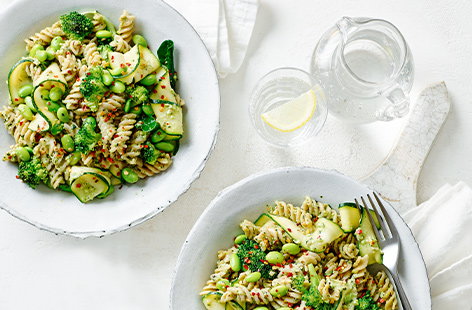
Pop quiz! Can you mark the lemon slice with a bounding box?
[261,89,317,132]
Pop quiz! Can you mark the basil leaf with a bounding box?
[157,40,177,89]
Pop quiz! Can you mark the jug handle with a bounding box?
[378,86,410,121]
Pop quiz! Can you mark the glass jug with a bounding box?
[311,17,414,123]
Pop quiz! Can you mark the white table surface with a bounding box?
[0,0,471,309]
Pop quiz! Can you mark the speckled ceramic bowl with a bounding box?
[0,0,219,238]
[171,167,431,309]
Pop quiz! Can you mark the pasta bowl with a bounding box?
[171,167,431,309]
[0,0,219,237]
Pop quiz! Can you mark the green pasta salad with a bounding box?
[1,10,185,203]
[200,197,398,310]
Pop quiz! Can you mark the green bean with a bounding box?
[40,89,50,100]
[24,96,36,112]
[155,141,175,153]
[245,272,261,283]
[49,87,63,101]
[61,134,75,152]
[15,147,31,162]
[142,104,154,116]
[84,116,97,128]
[111,81,125,93]
[140,74,157,86]
[234,234,247,245]
[96,30,113,39]
[151,129,166,143]
[50,36,64,50]
[230,253,241,272]
[47,101,61,113]
[282,243,300,255]
[18,84,33,98]
[68,152,81,165]
[35,50,47,62]
[130,105,142,116]
[132,34,148,47]
[45,46,56,60]
[270,285,289,297]
[110,67,124,76]
[215,279,230,291]
[18,104,34,121]
[265,251,284,264]
[121,167,139,184]
[102,70,114,86]
[29,44,44,57]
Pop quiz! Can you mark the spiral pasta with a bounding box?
[134,153,173,179]
[110,34,131,53]
[270,200,314,231]
[24,21,64,50]
[83,39,102,66]
[117,10,135,43]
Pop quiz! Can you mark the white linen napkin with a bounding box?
[165,0,259,78]
[403,182,472,309]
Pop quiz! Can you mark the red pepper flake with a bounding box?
[76,183,82,188]
[379,299,385,304]
[161,85,166,89]
[287,272,293,277]
[254,244,259,249]
[87,72,91,76]
[152,89,157,94]
[14,98,19,102]
[251,292,255,296]
[111,55,114,60]
[19,121,24,126]
[161,103,165,107]
[335,265,343,271]
[160,95,165,99]
[15,175,20,179]
[355,279,360,284]
[143,144,149,148]
[287,228,292,232]
[243,264,249,270]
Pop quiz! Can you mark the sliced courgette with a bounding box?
[109,45,140,84]
[150,70,178,103]
[202,292,225,310]
[82,11,116,35]
[8,58,34,105]
[254,213,272,226]
[339,203,361,232]
[71,174,109,203]
[151,101,183,136]
[28,113,50,132]
[225,301,246,310]
[69,166,112,184]
[133,45,160,83]
[356,207,383,265]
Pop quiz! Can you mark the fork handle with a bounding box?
[391,271,413,310]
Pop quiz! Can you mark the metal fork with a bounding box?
[354,192,412,310]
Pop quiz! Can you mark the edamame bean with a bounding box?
[40,89,50,100]
[253,307,269,310]
[96,30,113,39]
[282,243,300,255]
[68,152,81,165]
[49,87,63,101]
[35,50,47,62]
[50,36,64,50]
[155,141,175,153]
[234,234,247,245]
[111,81,125,93]
[24,96,36,112]
[84,116,97,128]
[245,272,261,283]
[24,147,33,154]
[130,106,142,116]
[230,253,241,272]
[102,70,114,86]
[121,167,139,184]
[140,74,157,86]
[47,101,61,113]
[270,285,289,297]
[132,34,148,47]
[142,104,154,116]
[61,134,75,152]
[277,308,292,310]
[45,46,56,60]
[29,44,44,57]
[266,251,284,264]
[151,130,166,143]
[124,100,132,113]
[110,67,124,76]
[18,104,34,121]
[215,279,230,291]
[18,84,33,98]
[15,147,31,162]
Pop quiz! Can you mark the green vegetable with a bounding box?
[61,134,75,152]
[154,141,175,153]
[17,157,48,188]
[140,74,157,86]
[47,101,61,113]
[234,234,247,245]
[157,40,177,89]
[355,291,379,310]
[253,307,269,310]
[130,106,142,116]
[139,115,158,132]
[246,272,262,283]
[18,84,33,98]
[49,87,64,101]
[150,129,166,143]
[102,70,114,86]
[270,285,289,297]
[58,184,72,193]
[45,46,56,60]
[132,34,148,47]
[80,67,107,110]
[18,104,33,120]
[60,11,94,40]
[282,243,301,255]
[142,104,154,116]
[121,167,139,184]
[265,251,284,264]
[292,274,307,292]
[98,44,113,60]
[29,44,44,58]
[40,88,50,100]
[96,30,112,39]
[230,253,241,272]
[15,147,31,162]
[111,80,125,94]
[24,96,36,112]
[50,123,63,135]
[298,264,336,309]
[83,116,97,128]
[68,152,81,165]
[125,85,149,107]
[35,50,47,62]
[215,279,230,291]
[50,36,64,50]
[141,141,160,165]
[56,107,70,123]
[74,120,101,154]
[236,239,277,280]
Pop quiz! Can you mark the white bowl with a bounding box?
[0,0,219,238]
[171,167,431,309]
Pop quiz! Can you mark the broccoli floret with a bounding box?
[60,11,93,41]
[236,239,278,280]
[141,141,160,165]
[125,85,149,107]
[80,67,107,110]
[18,157,48,189]
[98,44,113,60]
[301,264,336,309]
[74,120,101,154]
[292,274,307,292]
[355,291,379,310]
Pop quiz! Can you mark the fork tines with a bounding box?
[354,193,392,241]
